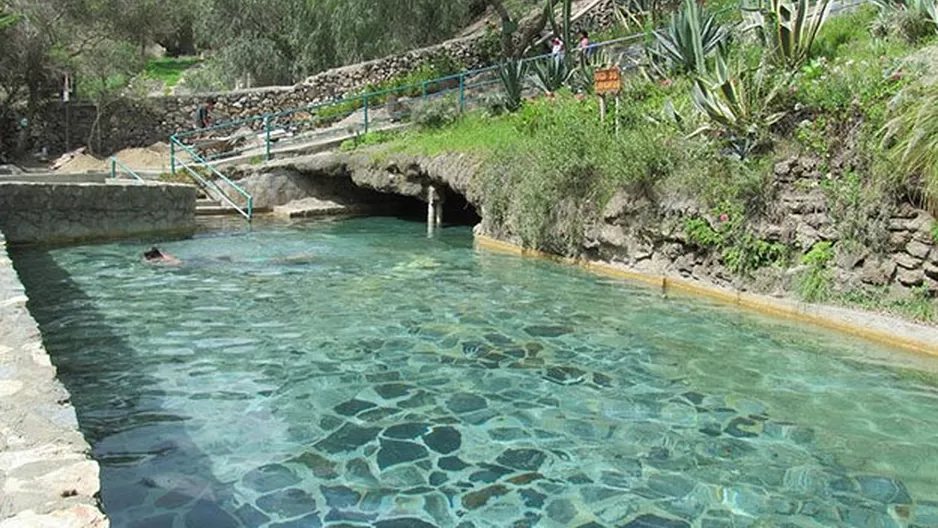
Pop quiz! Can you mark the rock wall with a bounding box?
[0,233,108,527]
[585,155,938,297]
[228,151,482,208]
[240,150,938,305]
[27,1,629,157]
[0,182,197,245]
[31,36,501,157]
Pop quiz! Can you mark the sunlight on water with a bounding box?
[12,217,938,528]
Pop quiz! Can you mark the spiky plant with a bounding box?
[744,0,833,70]
[498,59,528,112]
[648,0,729,75]
[530,56,573,95]
[690,53,786,158]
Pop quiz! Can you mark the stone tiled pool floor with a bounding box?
[11,217,938,528]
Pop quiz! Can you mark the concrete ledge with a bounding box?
[0,174,109,185]
[0,233,108,526]
[474,234,938,358]
[0,181,197,246]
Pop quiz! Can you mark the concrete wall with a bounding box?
[0,233,108,527]
[0,181,197,246]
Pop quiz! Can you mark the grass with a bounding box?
[144,57,202,88]
[838,285,937,322]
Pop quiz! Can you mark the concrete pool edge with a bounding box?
[0,233,109,527]
[474,234,938,358]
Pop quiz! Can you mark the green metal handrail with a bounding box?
[170,136,254,221]
[109,157,146,183]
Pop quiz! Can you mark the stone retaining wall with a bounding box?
[0,232,108,527]
[0,182,197,246]
[32,35,501,157]
[30,2,626,157]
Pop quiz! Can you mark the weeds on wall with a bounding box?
[798,241,835,302]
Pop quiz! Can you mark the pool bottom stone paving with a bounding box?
[10,217,938,528]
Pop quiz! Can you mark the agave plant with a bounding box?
[530,55,574,95]
[690,53,787,158]
[498,59,529,112]
[744,0,833,71]
[648,0,729,75]
[568,48,616,94]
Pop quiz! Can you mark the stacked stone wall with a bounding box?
[0,181,196,245]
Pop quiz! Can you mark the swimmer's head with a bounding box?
[144,247,163,261]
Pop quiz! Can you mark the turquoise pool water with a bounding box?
[12,217,938,528]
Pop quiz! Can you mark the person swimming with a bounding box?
[143,247,182,266]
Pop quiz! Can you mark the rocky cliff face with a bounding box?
[586,155,938,299]
[230,151,482,210]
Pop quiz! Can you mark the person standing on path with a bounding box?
[551,35,565,64]
[577,30,592,58]
[194,97,217,130]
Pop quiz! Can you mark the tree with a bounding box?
[486,0,550,58]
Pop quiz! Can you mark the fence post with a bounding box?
[264,116,271,161]
[458,74,466,113]
[170,139,176,176]
[363,95,369,134]
[422,81,428,101]
[110,157,116,179]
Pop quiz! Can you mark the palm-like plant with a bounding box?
[744,0,833,70]
[691,53,786,158]
[498,59,528,112]
[648,0,729,75]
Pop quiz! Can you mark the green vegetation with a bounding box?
[649,0,729,75]
[799,242,835,302]
[335,0,938,319]
[839,285,937,321]
[143,57,202,88]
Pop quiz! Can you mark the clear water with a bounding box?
[12,217,938,528]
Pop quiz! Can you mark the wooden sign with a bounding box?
[594,67,622,95]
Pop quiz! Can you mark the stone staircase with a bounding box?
[196,196,238,216]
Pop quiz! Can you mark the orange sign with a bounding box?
[594,67,622,95]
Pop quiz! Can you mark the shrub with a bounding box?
[872,0,938,42]
[881,83,938,213]
[471,93,678,256]
[799,241,835,302]
[411,97,461,129]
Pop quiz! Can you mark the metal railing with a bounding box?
[109,157,146,183]
[170,136,253,220]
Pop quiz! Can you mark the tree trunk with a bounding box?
[486,0,550,59]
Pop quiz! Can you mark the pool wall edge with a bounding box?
[474,234,938,358]
[0,232,109,527]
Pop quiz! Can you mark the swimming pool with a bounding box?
[12,217,938,527]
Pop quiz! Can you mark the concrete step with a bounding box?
[196,205,242,216]
[196,198,219,207]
